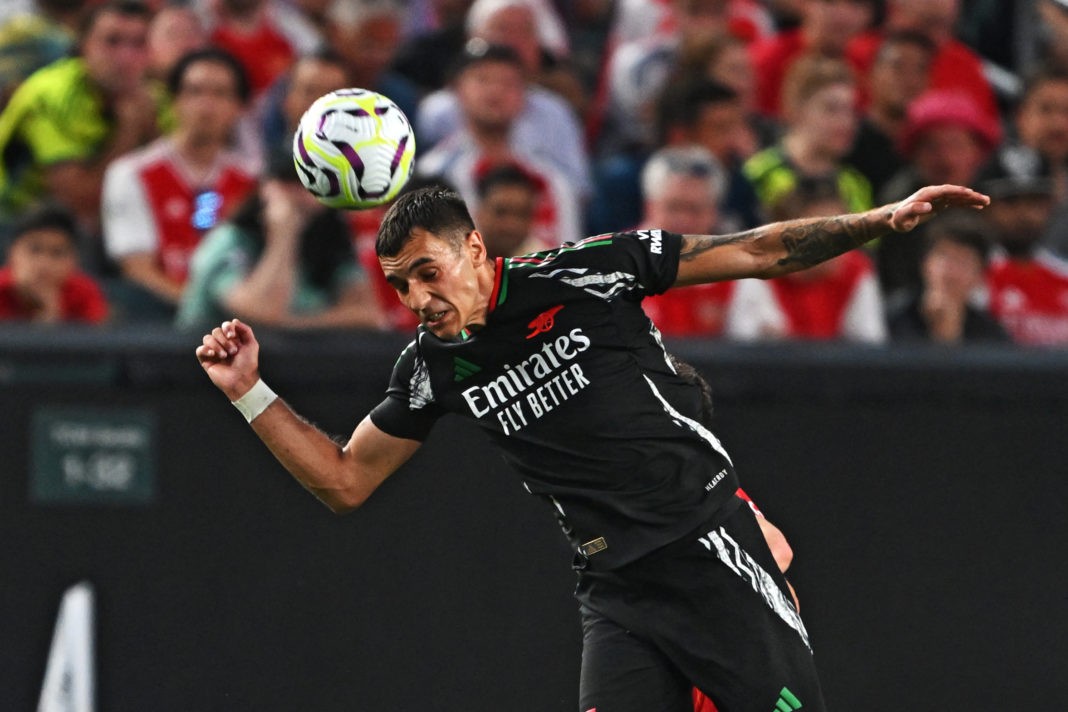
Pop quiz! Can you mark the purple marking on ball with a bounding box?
[315,109,336,140]
[336,142,365,181]
[323,165,341,196]
[345,108,370,118]
[374,106,390,115]
[296,131,314,164]
[389,135,409,176]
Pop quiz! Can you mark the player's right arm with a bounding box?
[197,318,420,513]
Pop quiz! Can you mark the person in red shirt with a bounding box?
[0,205,107,323]
[749,0,875,118]
[638,145,738,337]
[980,158,1068,346]
[847,0,999,125]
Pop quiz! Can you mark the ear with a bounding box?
[465,229,488,265]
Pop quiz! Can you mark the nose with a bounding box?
[405,282,432,313]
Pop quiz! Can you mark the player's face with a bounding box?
[379,228,490,339]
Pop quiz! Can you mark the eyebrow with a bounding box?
[384,255,436,285]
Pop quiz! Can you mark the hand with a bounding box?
[112,85,159,143]
[889,185,990,233]
[196,318,261,400]
[261,181,315,243]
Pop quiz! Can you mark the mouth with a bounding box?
[422,309,449,329]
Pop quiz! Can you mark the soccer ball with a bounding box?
[292,88,416,209]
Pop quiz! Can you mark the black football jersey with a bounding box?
[370,230,740,570]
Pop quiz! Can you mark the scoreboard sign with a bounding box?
[30,407,156,505]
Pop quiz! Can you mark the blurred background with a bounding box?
[2,0,1068,710]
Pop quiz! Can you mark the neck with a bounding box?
[174,130,226,170]
[782,134,836,174]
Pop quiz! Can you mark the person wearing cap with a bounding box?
[0,204,107,323]
[174,150,383,333]
[876,89,1001,300]
[887,209,1009,344]
[415,40,582,247]
[980,154,1068,347]
[413,0,590,199]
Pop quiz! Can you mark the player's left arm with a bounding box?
[673,184,990,287]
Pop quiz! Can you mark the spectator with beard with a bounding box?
[981,156,1068,347]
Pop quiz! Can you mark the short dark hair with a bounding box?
[1019,63,1068,105]
[375,186,476,257]
[8,204,79,254]
[874,30,937,64]
[79,0,152,40]
[476,163,539,200]
[656,78,739,145]
[448,39,525,83]
[167,47,252,104]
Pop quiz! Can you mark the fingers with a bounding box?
[197,320,244,360]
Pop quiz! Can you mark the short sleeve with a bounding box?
[102,156,159,258]
[548,230,682,299]
[368,339,443,441]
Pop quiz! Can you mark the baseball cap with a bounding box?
[448,38,524,81]
[977,144,1055,200]
[898,90,1002,157]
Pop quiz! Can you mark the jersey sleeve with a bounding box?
[368,339,443,441]
[102,156,159,258]
[545,230,683,299]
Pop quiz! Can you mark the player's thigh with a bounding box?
[666,509,826,712]
[578,605,692,712]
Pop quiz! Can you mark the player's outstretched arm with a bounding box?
[673,184,990,286]
[197,319,420,513]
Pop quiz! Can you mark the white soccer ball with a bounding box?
[292,88,416,209]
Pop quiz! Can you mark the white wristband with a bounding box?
[231,378,278,423]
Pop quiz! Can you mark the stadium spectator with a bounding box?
[887,209,1009,344]
[728,177,887,343]
[258,49,348,157]
[980,152,1068,347]
[197,0,320,98]
[321,0,419,123]
[586,76,761,238]
[146,5,207,85]
[472,162,541,258]
[0,0,86,110]
[848,0,999,125]
[743,55,872,215]
[176,150,382,332]
[658,79,763,232]
[639,145,740,338]
[748,0,874,118]
[599,0,733,155]
[996,66,1068,204]
[391,0,473,92]
[877,89,1001,298]
[846,30,935,197]
[0,204,107,323]
[0,0,160,250]
[415,0,591,199]
[1033,0,1068,74]
[416,40,581,247]
[102,48,256,321]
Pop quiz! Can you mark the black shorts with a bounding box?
[574,499,826,712]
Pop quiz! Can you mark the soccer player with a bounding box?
[196,182,987,711]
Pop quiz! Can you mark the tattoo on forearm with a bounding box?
[678,232,751,262]
[775,214,887,268]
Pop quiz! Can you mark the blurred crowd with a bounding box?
[1,0,1067,348]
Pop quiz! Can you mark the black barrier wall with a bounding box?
[3,326,1068,711]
